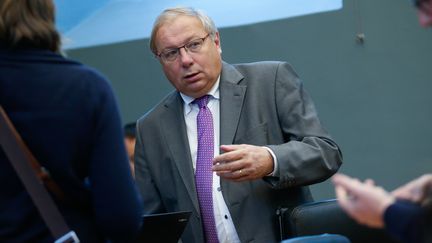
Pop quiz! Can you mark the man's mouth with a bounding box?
[184,72,199,80]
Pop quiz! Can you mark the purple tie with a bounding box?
[194,95,219,243]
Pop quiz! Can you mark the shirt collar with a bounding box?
[180,76,220,114]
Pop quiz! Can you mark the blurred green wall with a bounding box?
[67,0,432,200]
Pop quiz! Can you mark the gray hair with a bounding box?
[149,7,218,55]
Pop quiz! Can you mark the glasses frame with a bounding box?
[156,34,210,63]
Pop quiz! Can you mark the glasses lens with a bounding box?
[161,49,178,62]
[186,39,204,52]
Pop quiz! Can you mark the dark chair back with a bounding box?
[284,199,398,243]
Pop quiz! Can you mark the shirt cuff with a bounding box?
[262,146,278,177]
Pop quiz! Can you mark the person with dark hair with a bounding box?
[124,122,137,138]
[0,0,60,52]
[0,0,143,242]
[124,122,137,174]
[134,6,342,243]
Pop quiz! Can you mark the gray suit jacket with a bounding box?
[135,61,343,243]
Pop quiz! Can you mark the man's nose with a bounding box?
[179,47,194,65]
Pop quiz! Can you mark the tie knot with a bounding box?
[194,95,210,109]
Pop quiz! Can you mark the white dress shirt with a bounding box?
[180,78,241,243]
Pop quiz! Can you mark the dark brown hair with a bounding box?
[0,0,60,52]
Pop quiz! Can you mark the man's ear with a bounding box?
[214,32,222,53]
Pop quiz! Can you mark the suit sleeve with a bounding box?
[266,62,343,188]
[134,119,166,213]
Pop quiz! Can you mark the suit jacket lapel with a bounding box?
[219,62,247,146]
[219,63,251,211]
[161,93,200,214]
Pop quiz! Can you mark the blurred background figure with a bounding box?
[332,1,432,243]
[0,0,142,242]
[124,122,137,174]
[333,174,432,243]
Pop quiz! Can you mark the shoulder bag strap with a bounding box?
[0,105,79,243]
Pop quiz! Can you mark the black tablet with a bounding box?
[134,211,192,243]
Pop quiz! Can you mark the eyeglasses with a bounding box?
[157,34,210,62]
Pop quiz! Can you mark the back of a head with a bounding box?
[0,0,60,52]
[124,122,137,138]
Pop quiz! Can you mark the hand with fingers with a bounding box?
[332,173,395,228]
[212,144,274,182]
[391,174,432,204]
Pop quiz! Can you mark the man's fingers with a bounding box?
[332,174,365,195]
[213,145,245,164]
[217,169,249,181]
[213,151,241,165]
[213,161,243,172]
[219,144,239,152]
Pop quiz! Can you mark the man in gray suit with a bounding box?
[135,7,343,243]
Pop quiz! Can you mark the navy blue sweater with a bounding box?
[384,200,430,243]
[0,46,143,242]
